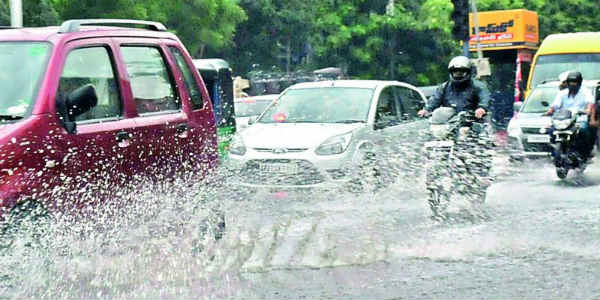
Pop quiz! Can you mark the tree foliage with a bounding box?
[3,0,600,86]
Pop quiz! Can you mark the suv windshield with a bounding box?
[258,87,373,124]
[0,42,51,120]
[530,54,600,89]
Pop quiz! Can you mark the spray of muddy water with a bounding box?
[0,129,526,299]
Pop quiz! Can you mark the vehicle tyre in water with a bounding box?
[556,167,568,179]
[1,200,52,249]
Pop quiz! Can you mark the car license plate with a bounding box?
[258,162,299,174]
[425,140,454,148]
[527,134,550,143]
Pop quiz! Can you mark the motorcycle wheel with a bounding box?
[556,167,568,179]
[428,189,448,220]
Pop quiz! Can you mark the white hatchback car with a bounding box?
[225,80,428,190]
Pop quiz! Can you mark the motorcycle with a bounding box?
[547,108,590,179]
[424,107,493,219]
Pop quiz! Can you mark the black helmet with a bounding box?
[566,71,582,84]
[566,71,583,95]
[447,56,472,84]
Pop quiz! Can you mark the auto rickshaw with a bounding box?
[193,59,236,160]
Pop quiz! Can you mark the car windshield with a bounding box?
[530,54,600,89]
[258,87,373,124]
[522,86,558,113]
[235,100,273,117]
[0,42,51,120]
[522,85,594,113]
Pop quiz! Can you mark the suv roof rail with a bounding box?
[59,19,167,33]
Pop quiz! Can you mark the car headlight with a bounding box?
[315,132,353,156]
[229,134,246,155]
[507,121,522,137]
[553,119,573,131]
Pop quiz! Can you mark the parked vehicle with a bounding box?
[0,20,218,222]
[507,80,597,158]
[424,107,493,219]
[234,94,278,132]
[225,80,427,192]
[549,108,592,179]
[193,59,236,159]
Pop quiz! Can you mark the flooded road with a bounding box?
[2,156,600,299]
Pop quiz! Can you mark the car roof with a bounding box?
[193,59,230,71]
[286,80,417,90]
[0,21,178,43]
[235,94,279,102]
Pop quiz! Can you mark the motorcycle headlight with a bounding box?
[229,134,246,155]
[430,124,450,139]
[553,119,573,131]
[315,132,353,156]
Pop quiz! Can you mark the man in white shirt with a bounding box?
[544,71,596,160]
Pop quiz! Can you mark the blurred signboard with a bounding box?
[469,9,539,51]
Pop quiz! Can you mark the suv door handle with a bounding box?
[116,131,132,148]
[176,123,188,138]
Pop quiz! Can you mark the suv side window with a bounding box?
[395,86,424,120]
[168,47,204,110]
[58,47,121,122]
[120,46,180,114]
[375,87,400,126]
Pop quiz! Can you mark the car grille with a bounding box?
[253,147,308,153]
[522,141,553,153]
[239,159,325,185]
[521,127,543,134]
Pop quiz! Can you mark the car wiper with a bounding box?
[0,115,23,121]
[334,119,366,123]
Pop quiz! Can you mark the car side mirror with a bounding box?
[57,84,98,133]
[374,119,389,130]
[248,116,258,125]
[513,101,523,112]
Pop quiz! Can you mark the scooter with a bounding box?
[547,108,591,179]
[424,107,493,219]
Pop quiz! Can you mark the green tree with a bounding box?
[213,0,319,76]
[0,0,59,26]
[53,0,246,57]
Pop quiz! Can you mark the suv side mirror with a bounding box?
[58,84,98,133]
[513,101,523,112]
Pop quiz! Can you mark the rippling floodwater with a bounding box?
[2,156,600,299]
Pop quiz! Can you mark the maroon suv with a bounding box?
[0,19,218,217]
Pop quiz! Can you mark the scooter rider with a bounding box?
[418,56,490,119]
[544,71,596,160]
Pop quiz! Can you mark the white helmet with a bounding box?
[558,71,570,83]
[447,56,472,83]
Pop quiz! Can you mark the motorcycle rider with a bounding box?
[418,56,490,119]
[544,71,596,161]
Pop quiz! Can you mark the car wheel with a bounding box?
[1,200,52,249]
